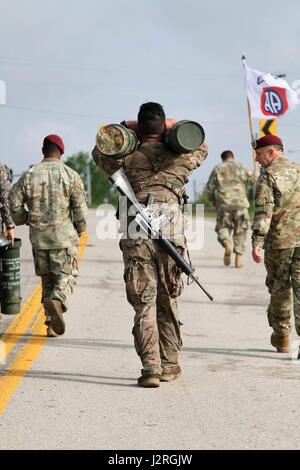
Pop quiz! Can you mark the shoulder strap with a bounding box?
[138,146,165,173]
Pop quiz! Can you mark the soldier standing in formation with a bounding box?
[9,135,87,337]
[206,150,252,268]
[252,135,300,354]
[92,102,208,387]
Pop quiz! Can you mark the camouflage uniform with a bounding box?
[252,156,300,337]
[206,160,251,254]
[0,162,13,233]
[93,142,207,376]
[8,158,87,316]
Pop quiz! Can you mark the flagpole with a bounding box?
[241,54,258,175]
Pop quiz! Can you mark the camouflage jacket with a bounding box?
[206,160,251,211]
[0,161,13,231]
[92,142,208,247]
[252,156,300,249]
[9,158,87,249]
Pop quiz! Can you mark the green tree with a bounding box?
[64,152,118,207]
[196,187,213,207]
[196,187,216,218]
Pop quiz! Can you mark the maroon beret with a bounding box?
[253,135,283,150]
[43,134,65,154]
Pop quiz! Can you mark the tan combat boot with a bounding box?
[271,332,290,353]
[46,325,58,338]
[137,374,160,388]
[44,299,65,336]
[44,314,58,338]
[235,254,244,268]
[160,365,181,382]
[223,242,232,266]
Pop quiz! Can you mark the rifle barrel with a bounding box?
[190,274,213,302]
[158,238,213,301]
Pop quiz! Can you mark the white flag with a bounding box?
[243,61,299,119]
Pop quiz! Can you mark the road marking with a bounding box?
[1,284,42,358]
[0,310,46,414]
[0,232,89,415]
[78,231,88,259]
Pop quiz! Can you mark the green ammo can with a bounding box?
[96,124,139,158]
[165,120,205,153]
[0,238,22,315]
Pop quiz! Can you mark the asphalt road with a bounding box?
[0,210,300,450]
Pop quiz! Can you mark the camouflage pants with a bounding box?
[215,209,249,254]
[264,247,300,337]
[120,238,184,376]
[33,246,79,319]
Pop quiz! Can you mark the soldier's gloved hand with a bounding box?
[4,226,15,241]
[252,245,263,263]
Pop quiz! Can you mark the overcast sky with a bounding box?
[1,0,300,197]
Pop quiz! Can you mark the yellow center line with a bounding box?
[0,232,89,415]
[1,284,42,358]
[78,231,88,259]
[0,311,47,414]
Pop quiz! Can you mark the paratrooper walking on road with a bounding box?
[93,102,208,387]
[9,135,87,337]
[251,135,300,355]
[206,150,253,268]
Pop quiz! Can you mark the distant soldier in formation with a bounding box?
[0,162,14,239]
[93,102,208,387]
[206,150,252,268]
[9,135,87,337]
[252,135,300,355]
[0,161,14,320]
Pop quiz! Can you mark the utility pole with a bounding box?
[86,163,92,206]
[193,180,197,203]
